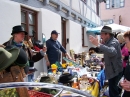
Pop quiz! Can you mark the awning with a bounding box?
[87,26,103,35]
[87,23,130,34]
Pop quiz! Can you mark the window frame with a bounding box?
[96,0,99,16]
[21,6,38,40]
[106,0,125,9]
[120,0,125,7]
[102,19,114,25]
[82,27,88,47]
[106,0,110,9]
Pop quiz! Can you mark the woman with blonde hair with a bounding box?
[117,33,129,75]
[117,33,125,43]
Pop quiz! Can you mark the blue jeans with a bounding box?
[108,72,122,97]
[28,73,34,82]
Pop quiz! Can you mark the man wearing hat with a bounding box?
[46,30,71,68]
[3,25,47,82]
[89,26,123,97]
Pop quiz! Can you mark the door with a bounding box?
[61,18,66,63]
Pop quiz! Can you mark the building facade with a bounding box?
[100,0,130,26]
[0,0,103,76]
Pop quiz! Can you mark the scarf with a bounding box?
[13,40,23,48]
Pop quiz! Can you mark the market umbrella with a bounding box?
[107,23,130,33]
[87,26,103,35]
[87,23,130,34]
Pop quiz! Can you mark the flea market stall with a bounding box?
[0,48,109,97]
[0,32,108,97]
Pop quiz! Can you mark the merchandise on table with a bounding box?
[32,52,105,97]
[0,88,19,97]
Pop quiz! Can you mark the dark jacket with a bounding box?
[3,38,44,73]
[46,38,66,64]
[124,52,130,81]
[98,37,123,80]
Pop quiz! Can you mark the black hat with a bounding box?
[11,25,28,35]
[34,40,43,49]
[51,30,60,35]
[4,45,28,67]
[15,48,28,67]
[58,73,73,83]
[101,26,113,34]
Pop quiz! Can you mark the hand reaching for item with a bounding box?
[46,61,50,66]
[89,35,99,46]
[42,47,47,53]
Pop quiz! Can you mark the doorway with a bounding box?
[61,17,66,63]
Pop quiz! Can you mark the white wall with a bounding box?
[0,0,21,44]
[84,4,87,17]
[38,8,61,42]
[34,8,62,78]
[66,20,89,54]
[86,7,91,21]
[87,0,91,7]
[60,0,70,6]
[66,19,70,53]
[91,0,95,11]
[84,28,94,48]
[92,12,95,23]
[72,0,80,13]
[79,1,84,16]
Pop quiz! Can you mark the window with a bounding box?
[106,0,125,9]
[120,0,125,7]
[87,0,91,6]
[96,1,99,16]
[106,0,110,9]
[102,19,114,25]
[82,27,88,47]
[21,7,38,40]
